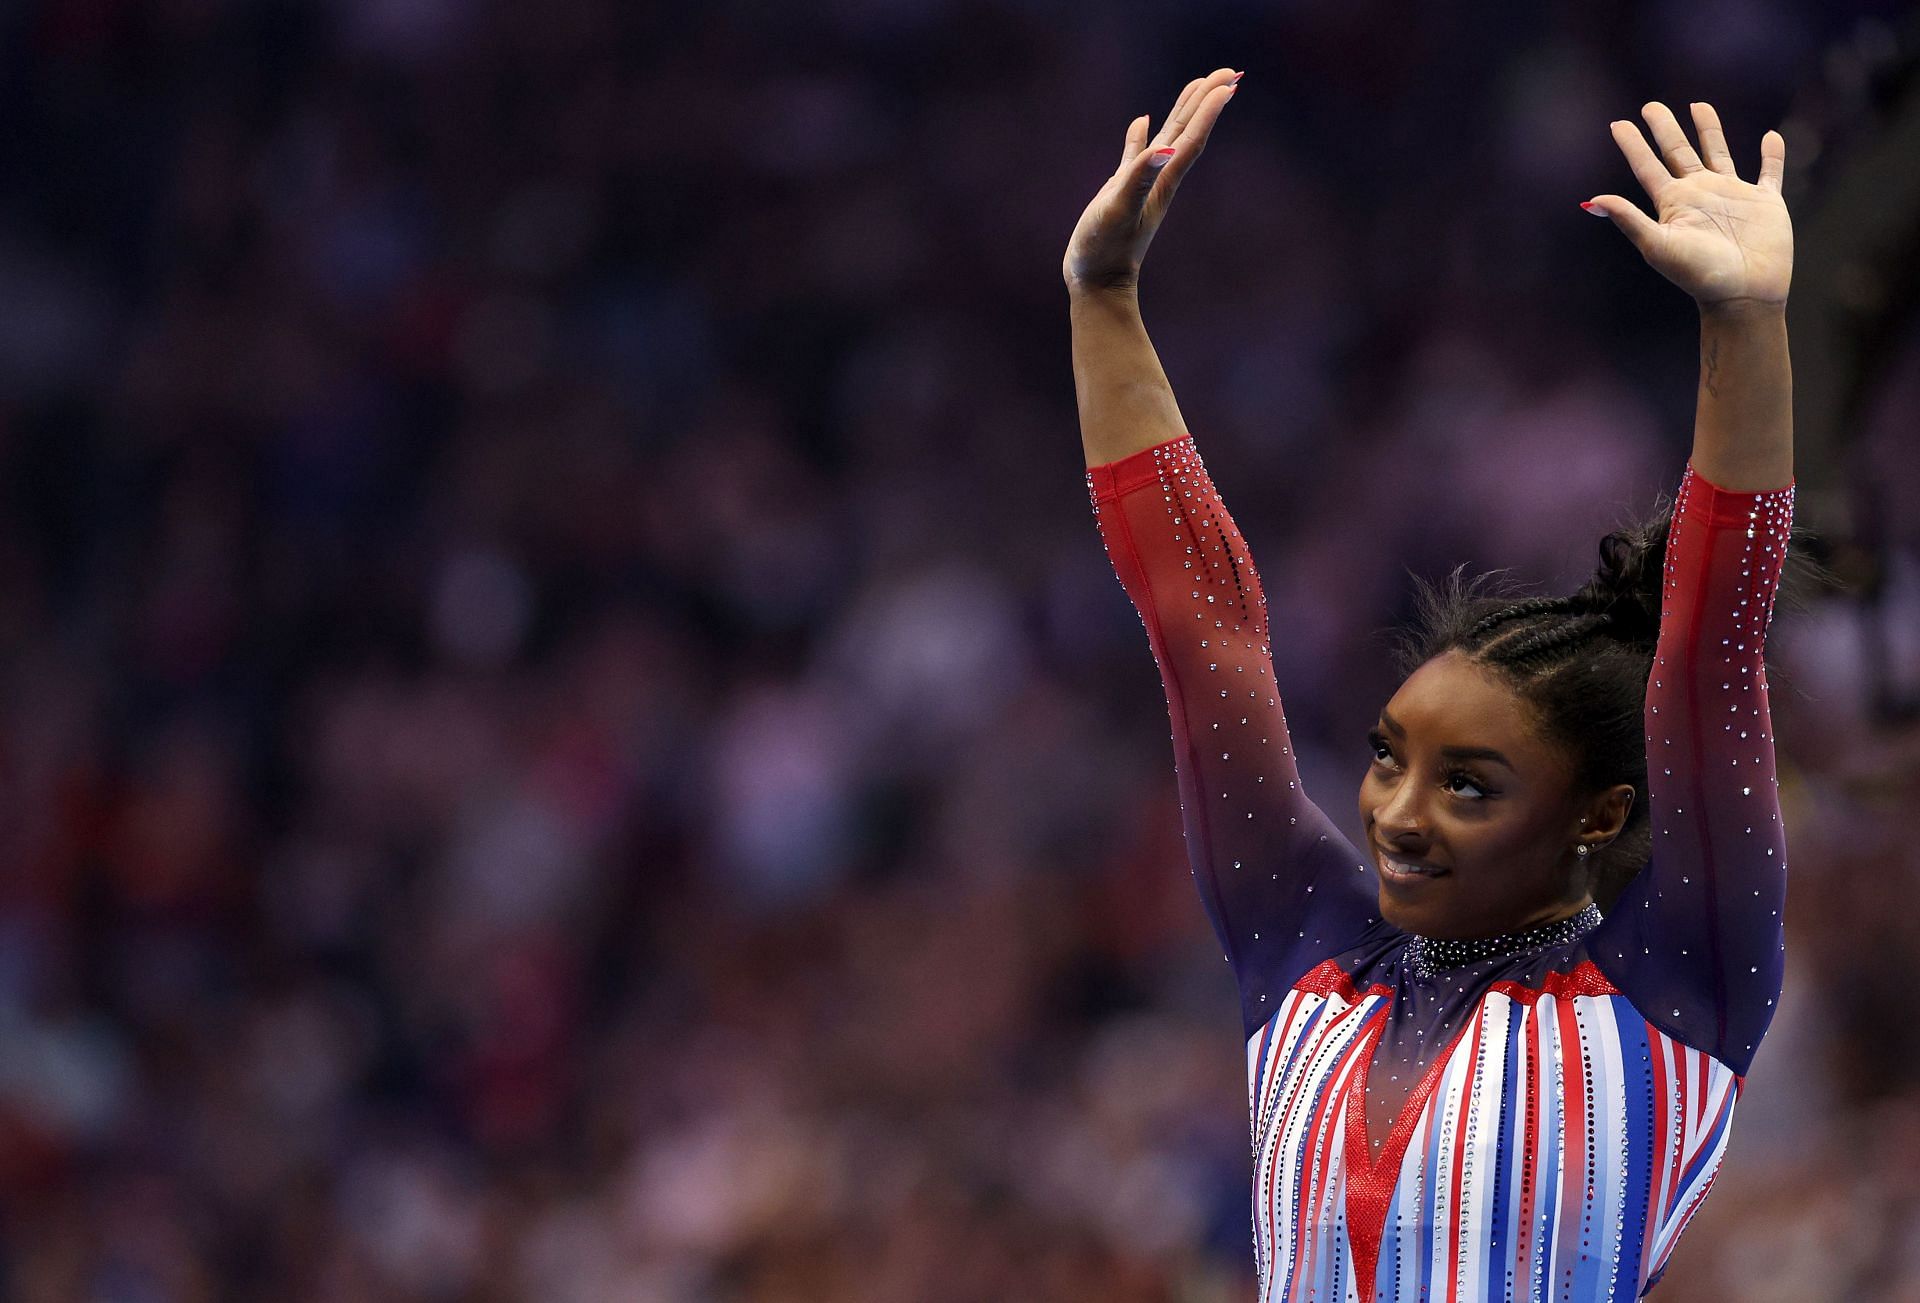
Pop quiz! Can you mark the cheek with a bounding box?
[1464,812,1563,876]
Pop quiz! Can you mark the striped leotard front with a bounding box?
[1086,435,1794,1300]
[1246,938,1737,1299]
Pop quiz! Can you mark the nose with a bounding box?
[1373,773,1429,846]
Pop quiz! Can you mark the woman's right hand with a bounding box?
[1062,67,1241,295]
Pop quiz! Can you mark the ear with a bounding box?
[1576,784,1636,851]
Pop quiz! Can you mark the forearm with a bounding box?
[1070,285,1190,469]
[1087,436,1382,1024]
[1620,460,1794,1069]
[1689,300,1792,491]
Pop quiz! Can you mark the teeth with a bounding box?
[1382,854,1445,878]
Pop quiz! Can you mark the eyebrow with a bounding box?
[1377,709,1515,770]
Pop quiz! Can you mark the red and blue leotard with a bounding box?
[1086,434,1795,1301]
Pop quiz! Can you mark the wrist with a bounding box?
[1696,296,1787,323]
[1067,275,1142,305]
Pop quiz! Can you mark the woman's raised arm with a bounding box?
[1586,100,1793,490]
[1586,102,1796,1070]
[1070,74,1388,1037]
[1065,68,1235,469]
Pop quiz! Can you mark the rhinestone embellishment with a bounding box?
[1406,903,1603,981]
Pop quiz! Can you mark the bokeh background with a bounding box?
[1,1,1918,1299]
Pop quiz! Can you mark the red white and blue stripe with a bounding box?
[1248,959,1740,1302]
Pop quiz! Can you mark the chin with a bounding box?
[1377,886,1484,941]
[1377,888,1431,935]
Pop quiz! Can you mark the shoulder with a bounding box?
[1293,919,1408,1000]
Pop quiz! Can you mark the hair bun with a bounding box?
[1569,510,1671,647]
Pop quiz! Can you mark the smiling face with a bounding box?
[1358,649,1627,940]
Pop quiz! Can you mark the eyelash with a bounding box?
[1366,732,1493,798]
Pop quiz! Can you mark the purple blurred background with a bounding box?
[1,0,1917,1298]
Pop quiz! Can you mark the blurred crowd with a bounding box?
[1,0,1917,1298]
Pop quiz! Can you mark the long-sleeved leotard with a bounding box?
[1087,434,1794,1300]
[1084,436,1389,1036]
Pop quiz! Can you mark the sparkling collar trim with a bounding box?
[1405,903,1603,982]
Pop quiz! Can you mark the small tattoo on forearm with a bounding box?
[1702,335,1721,399]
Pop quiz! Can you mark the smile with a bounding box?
[1377,851,1449,881]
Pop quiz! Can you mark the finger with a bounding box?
[1757,128,1787,195]
[1609,118,1674,206]
[1688,101,1738,176]
[1154,67,1239,148]
[1118,114,1148,172]
[1150,77,1208,148]
[1640,101,1705,176]
[1581,195,1662,254]
[1153,82,1236,201]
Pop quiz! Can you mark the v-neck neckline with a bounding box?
[1341,1001,1478,1293]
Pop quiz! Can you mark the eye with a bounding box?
[1366,730,1394,764]
[1444,769,1491,799]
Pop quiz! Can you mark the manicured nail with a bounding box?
[1231,71,1245,83]
[1150,147,1175,167]
[1581,201,1607,216]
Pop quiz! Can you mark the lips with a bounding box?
[1376,847,1449,881]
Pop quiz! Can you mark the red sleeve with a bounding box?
[1086,434,1385,1036]
[1590,461,1796,1073]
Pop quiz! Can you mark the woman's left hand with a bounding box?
[1586,101,1791,310]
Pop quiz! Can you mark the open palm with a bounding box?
[1589,101,1792,309]
[1063,68,1240,292]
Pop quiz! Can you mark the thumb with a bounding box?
[1582,196,1659,251]
[1118,114,1149,173]
[1131,144,1177,202]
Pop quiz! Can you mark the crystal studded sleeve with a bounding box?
[1591,461,1796,1075]
[1086,434,1384,1037]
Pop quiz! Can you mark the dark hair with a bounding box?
[1384,488,1830,912]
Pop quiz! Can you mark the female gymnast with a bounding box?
[1065,67,1799,1299]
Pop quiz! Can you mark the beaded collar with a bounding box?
[1405,903,1603,982]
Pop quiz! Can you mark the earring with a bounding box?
[1575,844,1590,856]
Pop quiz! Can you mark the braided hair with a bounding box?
[1387,494,1684,911]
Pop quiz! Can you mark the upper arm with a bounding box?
[1591,463,1796,1072]
[1087,434,1382,1031]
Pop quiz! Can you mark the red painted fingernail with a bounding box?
[1581,201,1606,216]
[1231,71,1245,83]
